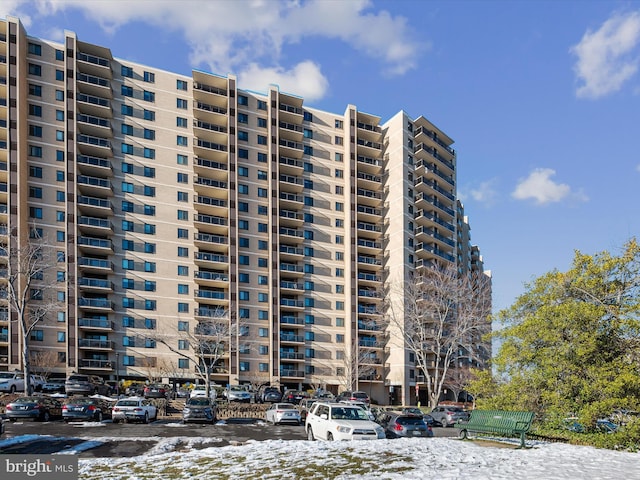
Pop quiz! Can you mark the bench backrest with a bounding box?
[466,410,534,433]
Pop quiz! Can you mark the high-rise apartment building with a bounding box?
[0,17,490,405]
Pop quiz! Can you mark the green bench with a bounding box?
[456,410,534,448]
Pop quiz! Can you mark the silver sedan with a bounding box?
[265,403,302,425]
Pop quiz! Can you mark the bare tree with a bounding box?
[2,228,59,394]
[387,262,492,409]
[336,339,380,392]
[29,350,60,380]
[151,307,237,399]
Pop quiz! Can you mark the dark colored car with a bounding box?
[144,384,170,399]
[182,397,218,424]
[336,390,370,406]
[282,390,309,405]
[125,383,146,396]
[298,398,317,422]
[260,387,283,403]
[63,397,112,422]
[381,412,433,438]
[6,396,63,422]
[65,374,111,396]
[400,407,435,426]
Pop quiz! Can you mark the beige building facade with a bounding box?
[0,17,490,405]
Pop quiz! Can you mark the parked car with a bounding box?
[281,390,309,405]
[380,412,433,438]
[335,391,370,406]
[305,402,385,441]
[125,383,146,397]
[0,371,25,393]
[257,386,283,403]
[224,386,252,403]
[190,385,217,399]
[265,403,302,425]
[41,378,67,394]
[430,405,469,427]
[399,407,435,426]
[143,384,170,399]
[338,400,376,421]
[5,396,63,422]
[298,398,318,422]
[112,397,157,424]
[182,397,218,424]
[30,375,46,392]
[65,374,111,396]
[62,397,112,422]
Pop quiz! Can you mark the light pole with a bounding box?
[115,352,120,397]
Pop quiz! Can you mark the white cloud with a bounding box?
[239,61,329,102]
[8,0,422,98]
[570,10,640,99]
[459,179,499,206]
[512,168,587,206]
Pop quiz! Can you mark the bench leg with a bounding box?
[517,433,526,449]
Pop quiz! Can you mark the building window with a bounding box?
[177,228,189,239]
[239,255,249,265]
[143,71,155,83]
[257,188,268,198]
[177,210,189,221]
[144,110,155,121]
[240,362,250,372]
[238,95,248,106]
[238,148,249,159]
[177,135,188,146]
[239,291,250,301]
[28,63,42,76]
[178,265,189,276]
[238,131,249,141]
[177,79,188,91]
[177,117,188,128]
[177,173,188,183]
[257,135,267,145]
[238,166,248,177]
[238,113,248,123]
[259,328,268,338]
[178,247,189,257]
[178,358,189,369]
[143,90,155,102]
[177,98,188,109]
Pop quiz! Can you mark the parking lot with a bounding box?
[0,416,457,457]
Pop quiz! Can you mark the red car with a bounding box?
[281,390,309,405]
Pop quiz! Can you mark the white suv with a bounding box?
[305,402,385,441]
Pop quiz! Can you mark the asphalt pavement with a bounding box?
[0,417,457,457]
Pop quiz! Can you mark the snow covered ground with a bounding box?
[3,434,639,479]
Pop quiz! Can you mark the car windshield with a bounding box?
[68,375,88,382]
[188,398,211,406]
[277,404,295,410]
[332,407,369,420]
[0,373,15,379]
[117,400,140,407]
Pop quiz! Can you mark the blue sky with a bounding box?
[3,0,639,313]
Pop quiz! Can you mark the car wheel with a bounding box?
[10,385,16,394]
[307,427,315,441]
[9,418,16,422]
[143,412,149,424]
[41,411,50,422]
[327,432,334,441]
[459,429,468,440]
[95,411,103,422]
